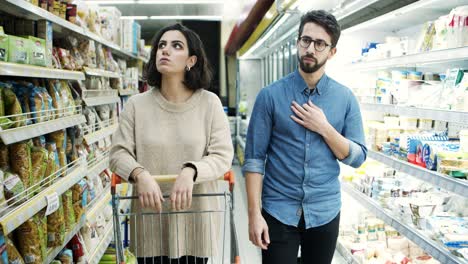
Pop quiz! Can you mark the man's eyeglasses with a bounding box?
[298,36,332,52]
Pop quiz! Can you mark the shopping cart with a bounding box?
[111,171,241,264]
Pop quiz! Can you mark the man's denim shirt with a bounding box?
[243,70,367,228]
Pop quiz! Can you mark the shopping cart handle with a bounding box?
[111,170,235,193]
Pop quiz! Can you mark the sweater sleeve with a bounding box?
[185,95,234,183]
[109,98,145,181]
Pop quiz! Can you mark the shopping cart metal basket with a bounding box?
[111,171,240,264]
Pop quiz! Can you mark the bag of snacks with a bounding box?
[30,146,47,192]
[6,236,25,264]
[4,171,25,205]
[0,143,9,170]
[9,141,32,190]
[47,80,64,119]
[15,212,46,264]
[62,190,75,231]
[3,85,25,128]
[47,197,65,247]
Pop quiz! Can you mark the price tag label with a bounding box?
[45,192,60,216]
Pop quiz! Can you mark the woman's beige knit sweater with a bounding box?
[110,88,234,258]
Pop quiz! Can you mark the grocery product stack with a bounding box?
[332,2,468,264]
[0,0,147,263]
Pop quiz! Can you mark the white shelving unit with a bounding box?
[346,46,468,71]
[0,0,144,62]
[360,103,468,123]
[0,113,86,145]
[45,216,87,263]
[88,153,110,180]
[83,67,122,79]
[119,89,139,96]
[82,90,120,107]
[0,159,87,235]
[0,61,86,80]
[342,183,467,264]
[336,239,360,264]
[84,123,118,146]
[368,150,468,196]
[89,222,114,264]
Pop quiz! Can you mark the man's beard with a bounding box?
[298,53,327,73]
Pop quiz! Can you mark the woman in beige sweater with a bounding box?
[110,23,234,264]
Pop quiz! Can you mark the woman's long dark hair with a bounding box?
[144,23,213,90]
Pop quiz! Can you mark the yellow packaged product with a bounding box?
[0,143,9,170]
[15,212,46,264]
[30,146,47,192]
[62,190,76,231]
[47,197,65,247]
[6,237,25,264]
[9,141,32,190]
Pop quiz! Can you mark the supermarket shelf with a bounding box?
[346,46,468,71]
[89,221,113,264]
[336,239,360,264]
[119,89,139,96]
[361,103,468,124]
[368,151,468,197]
[0,0,141,62]
[84,124,118,145]
[342,183,467,264]
[83,67,122,78]
[0,114,86,145]
[88,155,110,180]
[45,215,87,263]
[82,90,120,107]
[138,56,149,64]
[0,161,87,235]
[0,61,85,80]
[87,188,111,221]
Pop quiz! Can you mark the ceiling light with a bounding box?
[149,15,222,21]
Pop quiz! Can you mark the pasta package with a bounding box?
[47,197,65,247]
[44,148,58,187]
[30,146,47,192]
[0,143,9,170]
[9,141,32,190]
[29,86,45,124]
[0,170,6,212]
[4,171,25,205]
[3,86,25,128]
[48,130,66,150]
[15,212,46,264]
[6,236,25,264]
[62,190,76,231]
[47,80,64,118]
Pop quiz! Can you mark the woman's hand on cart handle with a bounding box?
[170,167,196,211]
[135,170,165,212]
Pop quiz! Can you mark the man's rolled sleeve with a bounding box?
[242,88,273,176]
[341,140,366,168]
[242,158,266,175]
[340,93,367,168]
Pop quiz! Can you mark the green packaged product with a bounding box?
[15,212,47,264]
[8,36,30,64]
[3,85,25,128]
[62,190,75,232]
[47,196,65,247]
[0,28,7,62]
[9,141,32,190]
[3,171,26,205]
[30,146,47,191]
[28,36,46,67]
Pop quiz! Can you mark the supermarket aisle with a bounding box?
[231,165,347,264]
